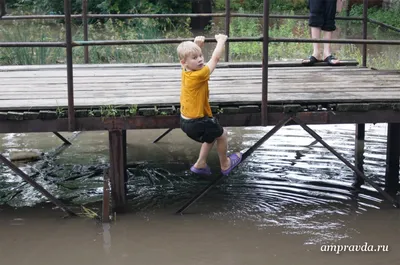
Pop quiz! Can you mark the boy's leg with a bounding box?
[216,129,230,170]
[215,129,242,174]
[193,141,215,169]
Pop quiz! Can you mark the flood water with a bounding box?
[1,124,399,264]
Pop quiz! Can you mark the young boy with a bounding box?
[177,34,242,176]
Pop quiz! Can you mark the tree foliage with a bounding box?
[8,0,192,14]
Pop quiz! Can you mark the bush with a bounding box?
[214,0,308,12]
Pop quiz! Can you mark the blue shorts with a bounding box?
[308,0,337,32]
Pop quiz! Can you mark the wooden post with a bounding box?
[353,124,365,188]
[0,0,6,17]
[102,168,111,222]
[384,123,400,195]
[108,130,128,213]
[190,0,212,30]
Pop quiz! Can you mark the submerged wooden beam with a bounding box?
[353,124,365,189]
[384,123,400,195]
[102,168,111,222]
[108,129,128,213]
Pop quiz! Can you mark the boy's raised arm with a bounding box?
[207,34,227,74]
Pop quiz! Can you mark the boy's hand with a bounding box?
[215,34,228,43]
[194,36,205,48]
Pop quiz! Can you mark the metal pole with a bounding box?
[53,132,72,145]
[153,128,174,143]
[82,0,89,63]
[261,0,270,126]
[224,0,230,62]
[64,0,75,131]
[362,0,368,67]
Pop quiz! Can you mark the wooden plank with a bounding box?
[0,64,399,112]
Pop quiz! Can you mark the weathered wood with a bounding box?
[108,130,127,213]
[0,112,7,120]
[157,106,175,115]
[38,110,58,120]
[222,107,239,114]
[384,123,400,195]
[102,168,111,222]
[23,112,40,120]
[139,107,157,116]
[7,112,24,120]
[284,105,303,113]
[0,65,400,113]
[239,105,260,113]
[336,103,369,112]
[75,109,88,117]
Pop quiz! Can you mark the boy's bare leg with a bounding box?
[193,129,241,171]
[216,130,229,169]
[323,30,340,64]
[193,142,215,169]
[216,129,241,171]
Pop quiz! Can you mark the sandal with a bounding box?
[324,55,340,66]
[302,55,319,66]
[221,153,242,176]
[190,165,212,175]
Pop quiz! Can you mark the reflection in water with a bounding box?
[0,124,400,264]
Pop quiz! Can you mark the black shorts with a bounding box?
[180,116,224,144]
[308,0,337,32]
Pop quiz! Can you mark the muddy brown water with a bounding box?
[0,124,399,264]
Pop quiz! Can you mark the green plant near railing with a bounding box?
[214,0,308,12]
[0,21,65,64]
[349,4,400,28]
[229,10,312,61]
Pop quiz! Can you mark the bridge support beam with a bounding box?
[353,124,365,189]
[384,123,400,195]
[108,130,128,213]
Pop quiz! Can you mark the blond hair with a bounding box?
[177,41,202,61]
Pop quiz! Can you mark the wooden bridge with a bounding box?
[1,62,400,132]
[0,0,400,220]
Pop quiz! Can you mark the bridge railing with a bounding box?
[1,0,400,130]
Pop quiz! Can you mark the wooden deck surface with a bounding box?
[1,63,400,111]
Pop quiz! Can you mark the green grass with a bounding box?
[0,8,399,69]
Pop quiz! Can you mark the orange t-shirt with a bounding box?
[180,65,213,119]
